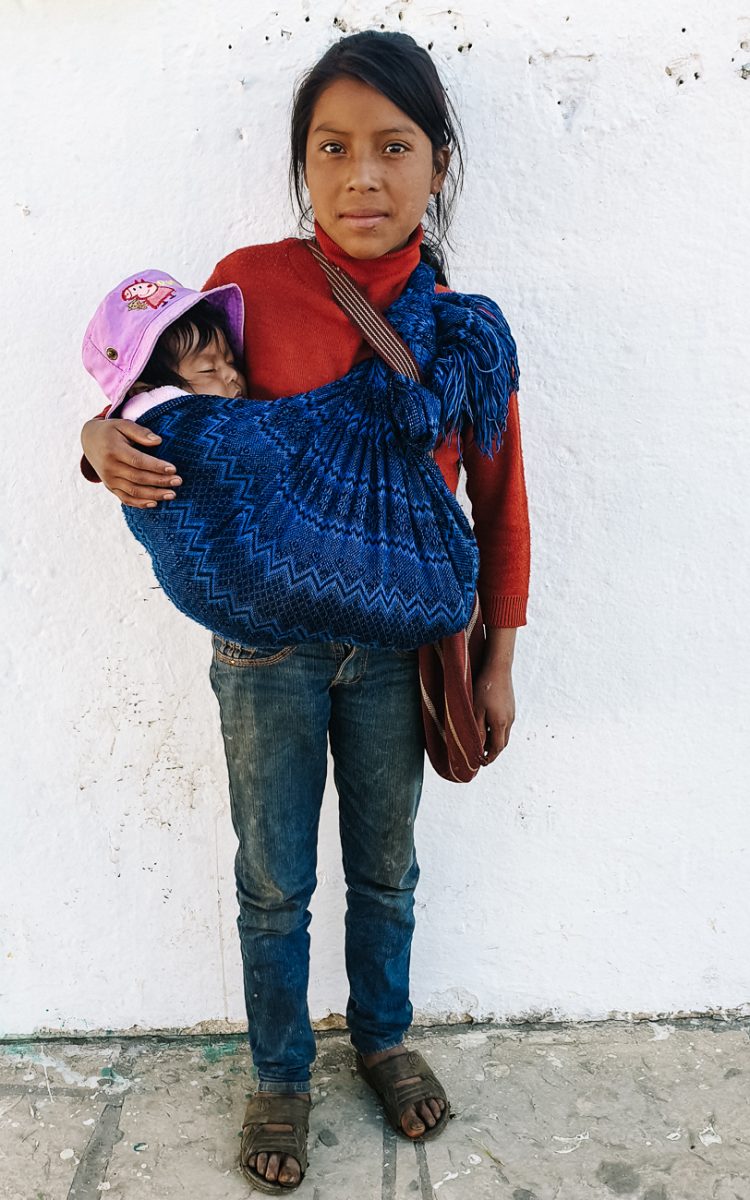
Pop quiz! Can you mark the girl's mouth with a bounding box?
[340,213,388,229]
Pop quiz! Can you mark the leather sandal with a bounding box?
[356,1048,450,1141]
[239,1093,310,1194]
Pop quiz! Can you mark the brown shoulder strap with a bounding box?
[306,240,422,383]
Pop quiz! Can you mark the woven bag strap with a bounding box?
[306,240,423,384]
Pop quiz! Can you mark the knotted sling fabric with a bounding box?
[122,261,518,650]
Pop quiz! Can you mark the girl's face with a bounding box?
[305,76,450,260]
[179,329,246,398]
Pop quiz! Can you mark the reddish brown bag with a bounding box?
[417,593,487,782]
[308,241,488,783]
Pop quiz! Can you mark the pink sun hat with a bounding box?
[82,269,245,415]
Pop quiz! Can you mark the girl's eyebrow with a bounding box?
[312,123,417,136]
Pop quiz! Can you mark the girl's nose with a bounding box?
[346,154,381,191]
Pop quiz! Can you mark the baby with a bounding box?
[83,269,247,420]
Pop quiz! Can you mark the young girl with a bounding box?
[80,30,530,1195]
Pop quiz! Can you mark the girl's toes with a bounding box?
[278,1157,301,1185]
[265,1152,282,1182]
[429,1097,443,1120]
[255,1152,267,1174]
[417,1099,437,1127]
[402,1104,426,1137]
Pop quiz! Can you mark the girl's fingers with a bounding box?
[110,419,163,446]
[107,422,176,474]
[112,492,159,510]
[472,705,487,750]
[115,468,182,488]
[485,728,503,761]
[107,480,178,505]
[486,719,512,761]
[121,446,178,475]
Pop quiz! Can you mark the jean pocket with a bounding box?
[392,647,419,659]
[212,635,297,667]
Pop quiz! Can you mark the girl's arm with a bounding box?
[80,416,182,509]
[463,391,530,761]
[473,627,517,762]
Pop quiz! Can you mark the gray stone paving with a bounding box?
[1,1018,748,1199]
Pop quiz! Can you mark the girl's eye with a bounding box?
[321,142,345,154]
[385,143,408,154]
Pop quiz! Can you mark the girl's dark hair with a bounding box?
[289,30,464,285]
[131,301,232,394]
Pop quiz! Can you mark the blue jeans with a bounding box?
[209,636,425,1094]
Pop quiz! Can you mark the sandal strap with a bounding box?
[243,1129,306,1157]
[358,1049,449,1127]
[363,1050,447,1099]
[242,1094,311,1128]
[241,1094,309,1174]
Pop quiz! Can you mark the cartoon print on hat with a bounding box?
[122,279,177,311]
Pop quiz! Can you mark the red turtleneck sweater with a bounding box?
[84,224,530,627]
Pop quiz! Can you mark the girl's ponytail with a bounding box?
[419,226,451,288]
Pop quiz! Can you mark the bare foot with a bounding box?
[361,1044,446,1138]
[244,1091,310,1187]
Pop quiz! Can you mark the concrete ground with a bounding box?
[1,1018,748,1200]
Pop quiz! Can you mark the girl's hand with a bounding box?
[473,664,515,762]
[80,418,183,509]
[473,626,518,762]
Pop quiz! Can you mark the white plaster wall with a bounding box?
[1,0,749,1036]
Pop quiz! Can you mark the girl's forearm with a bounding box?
[483,626,517,673]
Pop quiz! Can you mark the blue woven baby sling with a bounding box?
[123,257,518,650]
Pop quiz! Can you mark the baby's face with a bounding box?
[179,329,247,399]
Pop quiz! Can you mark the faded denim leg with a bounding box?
[209,636,334,1093]
[329,648,425,1056]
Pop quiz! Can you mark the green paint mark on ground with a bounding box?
[99,1067,130,1090]
[202,1040,241,1064]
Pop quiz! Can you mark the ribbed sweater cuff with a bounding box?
[481,594,528,628]
[80,454,101,483]
[79,408,110,483]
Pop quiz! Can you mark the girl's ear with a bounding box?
[431,146,451,194]
[125,381,153,399]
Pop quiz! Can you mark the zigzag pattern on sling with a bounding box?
[122,262,518,649]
